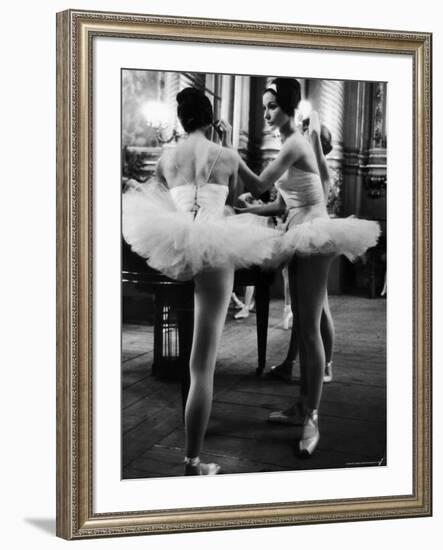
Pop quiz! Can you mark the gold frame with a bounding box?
[56,9,432,539]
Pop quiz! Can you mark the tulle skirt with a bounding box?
[122,184,282,281]
[281,204,381,261]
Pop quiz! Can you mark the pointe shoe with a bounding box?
[234,306,250,319]
[323,361,333,384]
[282,305,293,330]
[231,293,245,309]
[299,409,320,457]
[184,457,221,476]
[266,361,295,382]
[268,399,306,426]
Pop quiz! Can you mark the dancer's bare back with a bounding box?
[157,138,240,193]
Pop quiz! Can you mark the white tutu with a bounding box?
[274,169,381,261]
[282,206,381,261]
[122,180,282,280]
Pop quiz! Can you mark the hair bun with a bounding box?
[269,78,301,116]
[176,87,201,105]
[176,87,213,133]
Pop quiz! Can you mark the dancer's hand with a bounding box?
[309,111,321,137]
[215,119,233,147]
[234,205,254,214]
[236,192,256,208]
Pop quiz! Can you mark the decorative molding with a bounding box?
[372,83,387,148]
[364,174,387,199]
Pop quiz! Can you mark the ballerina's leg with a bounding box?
[286,256,300,365]
[267,260,299,382]
[184,266,234,474]
[321,292,335,382]
[321,293,334,364]
[282,265,291,309]
[267,257,303,423]
[292,254,333,455]
[295,253,333,410]
[269,261,334,386]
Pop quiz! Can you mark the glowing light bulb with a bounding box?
[141,101,172,128]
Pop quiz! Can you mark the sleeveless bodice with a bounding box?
[276,166,328,228]
[276,166,325,209]
[169,183,229,219]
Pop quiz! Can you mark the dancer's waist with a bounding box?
[285,202,328,228]
[286,199,323,210]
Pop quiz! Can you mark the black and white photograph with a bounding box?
[52,6,431,541]
[1,0,439,544]
[121,69,387,479]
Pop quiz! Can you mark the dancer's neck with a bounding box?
[279,118,296,142]
[186,129,208,141]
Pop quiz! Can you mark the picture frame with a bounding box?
[56,8,432,539]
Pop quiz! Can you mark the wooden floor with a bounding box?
[122,295,386,479]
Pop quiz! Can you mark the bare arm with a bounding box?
[155,156,170,190]
[226,163,239,207]
[216,119,302,198]
[238,138,301,198]
[310,131,331,199]
[309,112,331,200]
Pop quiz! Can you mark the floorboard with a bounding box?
[121,295,386,479]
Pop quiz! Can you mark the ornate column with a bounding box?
[304,79,345,293]
[342,81,387,216]
[307,79,346,215]
[342,80,369,217]
[365,82,387,206]
[341,80,387,295]
[363,81,387,297]
[235,75,251,158]
[219,74,235,125]
[371,82,387,149]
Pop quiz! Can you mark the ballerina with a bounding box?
[220,77,380,456]
[123,87,281,474]
[268,119,335,385]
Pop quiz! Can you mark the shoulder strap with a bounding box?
[206,143,223,183]
[174,157,191,186]
[174,142,223,185]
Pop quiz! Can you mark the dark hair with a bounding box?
[302,118,333,155]
[320,125,333,155]
[176,87,213,133]
[265,78,301,116]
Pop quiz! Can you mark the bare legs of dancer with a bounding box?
[234,286,255,319]
[184,266,234,475]
[267,265,298,382]
[321,293,335,382]
[282,265,293,329]
[268,254,333,455]
[291,253,334,455]
[269,270,335,383]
